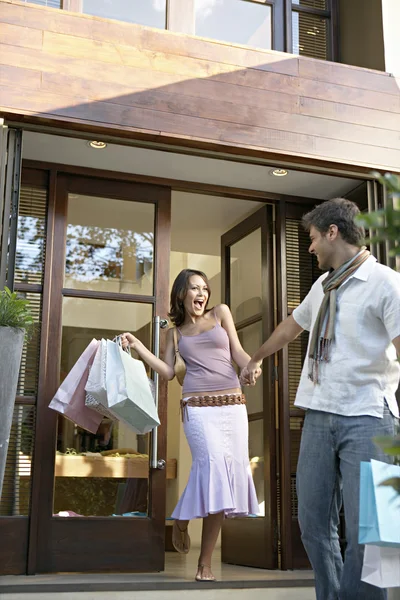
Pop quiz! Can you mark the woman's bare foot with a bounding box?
[195,563,216,582]
[172,520,190,554]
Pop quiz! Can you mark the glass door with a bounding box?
[30,174,171,573]
[220,205,278,569]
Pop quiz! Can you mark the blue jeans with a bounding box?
[297,402,396,600]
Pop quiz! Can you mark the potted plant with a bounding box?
[0,287,34,497]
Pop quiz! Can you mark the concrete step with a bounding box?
[0,591,315,600]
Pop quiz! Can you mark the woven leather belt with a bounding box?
[180,393,246,422]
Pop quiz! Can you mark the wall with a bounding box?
[338,0,385,72]
[0,1,399,172]
[381,0,400,76]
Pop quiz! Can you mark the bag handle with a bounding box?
[113,335,131,355]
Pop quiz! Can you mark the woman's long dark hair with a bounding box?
[169,269,211,327]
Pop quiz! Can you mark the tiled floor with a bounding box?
[0,549,315,594]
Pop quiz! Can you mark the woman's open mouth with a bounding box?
[194,299,204,310]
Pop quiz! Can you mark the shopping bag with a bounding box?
[361,544,400,588]
[105,339,160,434]
[48,339,103,434]
[359,459,400,547]
[85,339,107,405]
[84,339,116,421]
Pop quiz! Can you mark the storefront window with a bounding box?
[65,194,154,296]
[82,0,167,29]
[195,0,272,50]
[53,298,153,517]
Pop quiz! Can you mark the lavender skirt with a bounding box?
[171,403,259,520]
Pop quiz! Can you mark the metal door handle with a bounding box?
[150,316,168,469]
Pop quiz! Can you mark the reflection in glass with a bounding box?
[292,11,328,60]
[53,298,153,517]
[238,321,263,414]
[195,0,272,50]
[65,195,154,295]
[230,228,262,322]
[249,419,264,515]
[82,0,167,29]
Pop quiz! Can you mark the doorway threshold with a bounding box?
[0,550,314,594]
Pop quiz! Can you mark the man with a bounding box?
[242,198,400,600]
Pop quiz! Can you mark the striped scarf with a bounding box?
[308,248,370,384]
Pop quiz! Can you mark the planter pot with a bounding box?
[0,326,25,497]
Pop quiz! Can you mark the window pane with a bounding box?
[249,419,264,515]
[195,0,272,50]
[238,321,263,414]
[82,0,167,29]
[65,194,154,295]
[54,298,153,517]
[230,228,262,322]
[292,0,327,9]
[21,0,61,7]
[15,185,47,286]
[292,11,328,60]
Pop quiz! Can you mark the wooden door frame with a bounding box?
[27,171,171,574]
[220,205,277,569]
[276,199,320,570]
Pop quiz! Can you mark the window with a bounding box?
[21,0,61,7]
[195,0,272,51]
[60,0,338,62]
[81,0,167,29]
[291,0,333,60]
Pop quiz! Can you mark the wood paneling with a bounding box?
[0,518,29,574]
[0,0,399,171]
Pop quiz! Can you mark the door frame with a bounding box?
[220,205,278,569]
[27,172,171,573]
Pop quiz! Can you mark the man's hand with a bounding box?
[240,361,262,386]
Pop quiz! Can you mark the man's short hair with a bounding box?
[302,198,365,246]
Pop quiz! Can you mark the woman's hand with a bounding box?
[120,332,141,351]
[240,361,262,386]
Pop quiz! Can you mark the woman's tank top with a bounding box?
[178,309,241,394]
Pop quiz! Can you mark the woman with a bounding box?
[121,269,260,582]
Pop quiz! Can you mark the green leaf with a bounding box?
[0,286,36,340]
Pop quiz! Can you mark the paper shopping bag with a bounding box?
[362,544,400,588]
[84,339,116,421]
[85,339,107,405]
[48,339,103,434]
[105,339,160,434]
[359,460,400,547]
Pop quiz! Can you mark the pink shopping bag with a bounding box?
[48,339,103,433]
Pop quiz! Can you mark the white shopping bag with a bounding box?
[362,544,400,588]
[85,339,107,405]
[84,339,117,421]
[105,339,160,434]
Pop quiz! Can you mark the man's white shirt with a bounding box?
[292,256,400,418]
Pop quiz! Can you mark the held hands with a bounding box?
[240,360,262,387]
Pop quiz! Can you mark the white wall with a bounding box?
[381,0,400,75]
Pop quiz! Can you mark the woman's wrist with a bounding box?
[130,339,142,352]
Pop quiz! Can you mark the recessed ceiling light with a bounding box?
[87,140,107,149]
[269,168,288,177]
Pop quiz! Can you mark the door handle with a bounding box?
[150,316,168,469]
